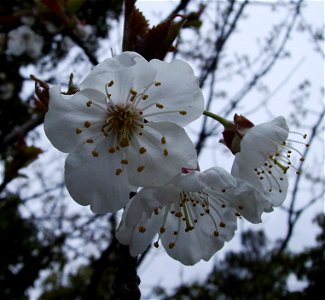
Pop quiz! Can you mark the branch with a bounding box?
[167,0,191,19]
[277,106,325,254]
[0,113,44,151]
[66,29,99,66]
[196,0,249,155]
[198,0,304,153]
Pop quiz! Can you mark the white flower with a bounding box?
[44,52,204,213]
[231,116,308,207]
[7,25,43,58]
[116,167,271,265]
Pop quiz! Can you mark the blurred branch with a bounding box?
[277,106,325,254]
[65,29,99,65]
[196,0,249,154]
[167,0,191,19]
[196,0,304,155]
[299,13,325,59]
[0,114,44,153]
[82,214,141,300]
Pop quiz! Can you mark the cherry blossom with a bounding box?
[44,52,204,213]
[7,25,43,58]
[116,167,271,265]
[230,116,308,207]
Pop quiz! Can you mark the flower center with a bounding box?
[146,190,236,250]
[102,104,144,147]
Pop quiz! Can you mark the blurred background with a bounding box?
[0,0,324,299]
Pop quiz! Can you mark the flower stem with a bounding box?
[203,111,233,128]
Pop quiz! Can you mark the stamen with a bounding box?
[120,159,129,165]
[137,165,145,172]
[115,168,122,175]
[92,150,99,157]
[138,226,146,233]
[130,88,137,96]
[84,121,91,128]
[139,147,147,154]
[108,147,116,153]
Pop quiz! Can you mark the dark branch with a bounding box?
[277,106,325,254]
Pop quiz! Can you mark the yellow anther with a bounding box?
[219,222,226,228]
[168,242,175,249]
[84,121,91,128]
[86,139,94,144]
[121,159,129,165]
[138,226,146,233]
[160,227,166,234]
[156,103,164,109]
[139,147,147,154]
[154,81,161,86]
[115,168,122,175]
[108,80,114,87]
[142,94,149,100]
[161,137,166,144]
[92,150,99,157]
[130,89,137,96]
[213,230,219,237]
[163,149,168,156]
[108,147,116,153]
[179,111,187,115]
[86,100,92,107]
[75,128,82,134]
[119,138,129,148]
[137,165,145,172]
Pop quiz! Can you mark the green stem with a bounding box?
[203,111,233,128]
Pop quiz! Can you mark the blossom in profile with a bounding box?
[7,25,43,58]
[44,52,204,213]
[116,167,271,265]
[229,116,308,207]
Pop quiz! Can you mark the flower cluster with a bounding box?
[7,25,44,58]
[44,52,308,265]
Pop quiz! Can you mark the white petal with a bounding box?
[194,167,271,223]
[240,116,289,167]
[80,52,157,105]
[65,138,136,213]
[126,122,198,187]
[174,171,207,192]
[44,86,107,153]
[80,52,144,89]
[123,185,181,227]
[140,59,204,126]
[161,204,237,265]
[117,206,162,256]
[231,158,288,207]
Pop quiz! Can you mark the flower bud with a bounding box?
[221,114,254,154]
